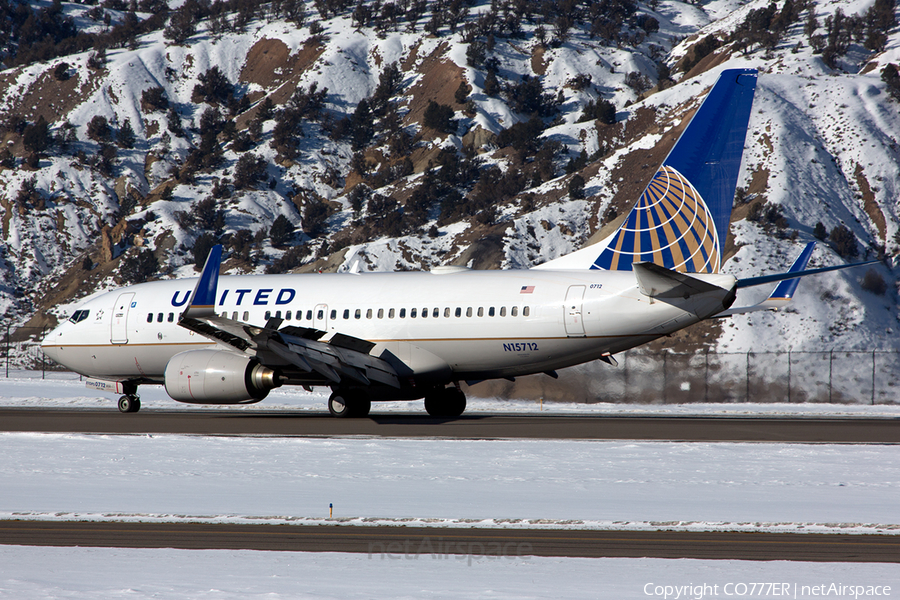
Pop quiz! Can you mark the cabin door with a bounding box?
[564,285,586,337]
[110,292,135,344]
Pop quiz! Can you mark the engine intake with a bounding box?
[164,349,280,404]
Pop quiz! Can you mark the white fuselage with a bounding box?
[41,268,735,387]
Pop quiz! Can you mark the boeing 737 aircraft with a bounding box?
[40,68,874,416]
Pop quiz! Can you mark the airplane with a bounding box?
[40,68,876,417]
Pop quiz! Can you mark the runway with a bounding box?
[2,520,897,562]
[0,408,898,442]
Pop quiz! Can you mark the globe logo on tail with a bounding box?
[590,165,721,274]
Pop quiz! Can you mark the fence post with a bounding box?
[746,351,750,402]
[787,350,791,403]
[872,350,877,405]
[662,351,667,404]
[704,348,709,403]
[4,323,8,378]
[828,350,833,403]
[41,326,46,379]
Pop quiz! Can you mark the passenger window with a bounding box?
[432,308,439,318]
[316,310,323,320]
[455,307,461,317]
[275,310,282,319]
[355,309,361,319]
[330,310,336,319]
[342,309,349,319]
[366,309,373,319]
[421,308,428,318]
[378,308,384,319]
[244,311,250,321]
[157,313,163,323]
[168,313,175,322]
[444,307,450,318]
[500,307,506,317]
[477,307,484,317]
[399,308,406,318]
[511,306,518,317]
[466,307,472,317]
[523,306,530,317]
[489,307,495,317]
[285,311,292,320]
[265,311,271,320]
[411,308,417,318]
[146,313,153,323]
[232,311,238,320]
[389,308,395,318]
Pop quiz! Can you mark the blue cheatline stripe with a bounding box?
[188,244,223,308]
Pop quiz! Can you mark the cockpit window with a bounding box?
[68,310,90,324]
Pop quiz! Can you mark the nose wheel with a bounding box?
[118,395,141,413]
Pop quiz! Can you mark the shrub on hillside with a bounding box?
[120,248,159,283]
[861,268,887,295]
[86,115,111,142]
[233,153,268,190]
[141,87,169,112]
[270,215,295,248]
[829,224,858,259]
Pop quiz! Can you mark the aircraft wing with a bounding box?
[178,246,400,389]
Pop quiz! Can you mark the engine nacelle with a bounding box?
[164,349,280,404]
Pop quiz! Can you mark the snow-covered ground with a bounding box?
[5,370,900,416]
[3,373,899,598]
[2,546,898,600]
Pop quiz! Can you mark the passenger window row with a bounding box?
[260,306,532,320]
[147,306,532,325]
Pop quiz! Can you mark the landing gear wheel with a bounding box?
[424,387,466,418]
[328,390,371,418]
[118,395,141,413]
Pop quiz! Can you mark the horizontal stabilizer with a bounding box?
[633,262,725,299]
[717,242,878,317]
[736,259,879,289]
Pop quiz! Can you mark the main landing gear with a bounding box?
[424,386,467,418]
[328,390,371,418]
[117,394,141,413]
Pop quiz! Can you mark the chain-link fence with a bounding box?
[468,350,900,405]
[1,326,54,377]
[4,323,899,403]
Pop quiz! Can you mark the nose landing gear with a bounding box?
[117,395,141,413]
[117,382,141,413]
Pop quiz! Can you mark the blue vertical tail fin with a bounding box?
[535,68,758,272]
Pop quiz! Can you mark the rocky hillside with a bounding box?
[0,0,898,355]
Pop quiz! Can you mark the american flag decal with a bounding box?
[520,286,535,294]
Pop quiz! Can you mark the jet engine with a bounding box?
[164,349,281,404]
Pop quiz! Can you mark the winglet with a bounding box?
[182,245,223,319]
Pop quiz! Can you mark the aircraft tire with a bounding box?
[117,395,140,413]
[424,387,466,418]
[328,391,370,418]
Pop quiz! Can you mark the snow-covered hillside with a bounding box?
[0,0,897,357]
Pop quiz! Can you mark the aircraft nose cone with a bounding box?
[40,327,63,362]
